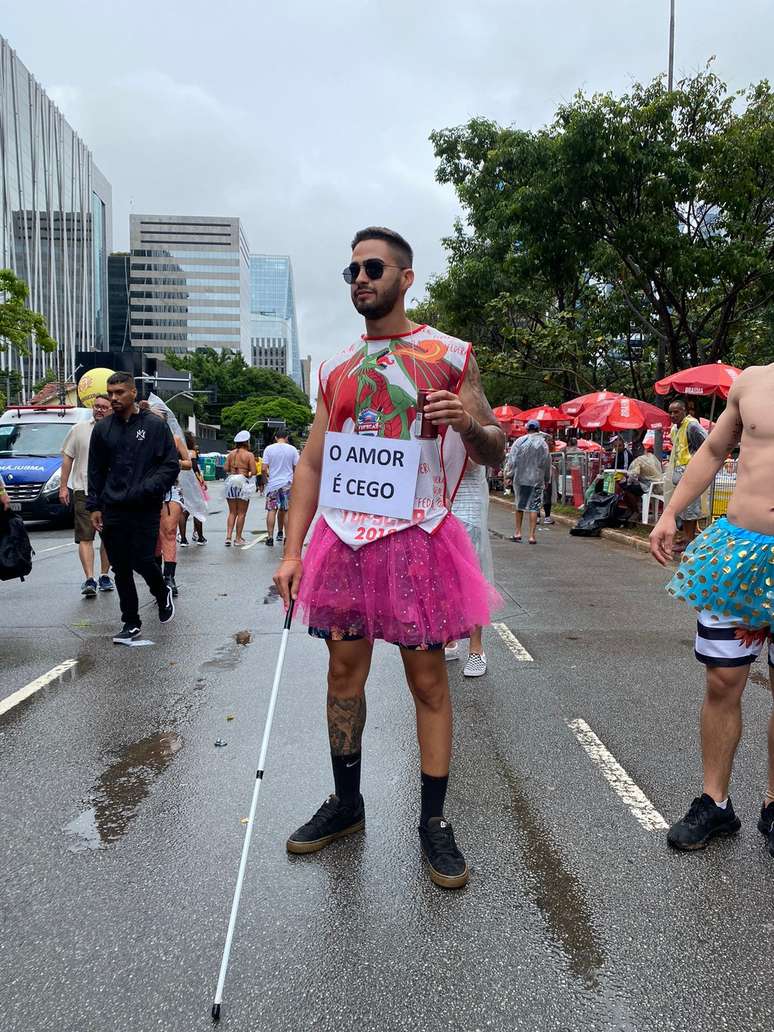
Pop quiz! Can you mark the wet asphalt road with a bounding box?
[2,489,774,1032]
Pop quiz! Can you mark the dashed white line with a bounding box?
[568,718,668,832]
[493,622,534,662]
[0,659,78,717]
[34,543,76,556]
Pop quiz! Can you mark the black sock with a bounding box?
[331,752,362,804]
[420,771,449,826]
[154,555,163,570]
[164,560,176,578]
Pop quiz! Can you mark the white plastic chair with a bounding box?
[641,478,665,525]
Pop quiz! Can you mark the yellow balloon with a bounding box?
[77,368,115,408]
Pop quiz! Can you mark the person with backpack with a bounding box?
[0,472,34,582]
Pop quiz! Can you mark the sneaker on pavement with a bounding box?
[157,586,175,624]
[164,573,178,598]
[543,517,555,525]
[463,652,487,677]
[419,816,469,888]
[81,578,97,597]
[113,623,141,645]
[277,531,284,542]
[265,536,274,547]
[286,794,365,854]
[98,575,114,592]
[194,534,207,545]
[178,537,189,547]
[444,643,460,662]
[757,801,774,858]
[667,793,741,851]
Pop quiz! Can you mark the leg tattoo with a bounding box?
[327,693,367,756]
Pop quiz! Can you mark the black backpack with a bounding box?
[0,511,34,581]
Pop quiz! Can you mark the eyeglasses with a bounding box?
[342,259,406,284]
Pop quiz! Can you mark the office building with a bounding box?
[250,315,290,375]
[108,253,130,351]
[301,355,312,399]
[249,255,301,384]
[0,35,112,394]
[129,215,251,361]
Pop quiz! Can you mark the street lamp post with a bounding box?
[668,0,676,91]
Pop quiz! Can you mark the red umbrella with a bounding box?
[508,421,527,438]
[577,396,671,431]
[654,362,742,400]
[517,405,573,427]
[561,391,623,416]
[577,438,603,452]
[493,404,522,421]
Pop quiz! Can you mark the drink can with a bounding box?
[415,389,438,440]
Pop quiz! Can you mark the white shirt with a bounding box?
[262,442,299,493]
[61,419,95,492]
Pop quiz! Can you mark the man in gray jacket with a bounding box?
[506,420,550,544]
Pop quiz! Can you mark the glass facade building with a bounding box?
[129,215,251,361]
[0,36,112,394]
[249,255,301,385]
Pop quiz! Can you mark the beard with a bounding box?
[352,278,402,320]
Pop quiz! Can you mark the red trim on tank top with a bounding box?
[361,324,427,342]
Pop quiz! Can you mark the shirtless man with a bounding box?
[651,365,774,854]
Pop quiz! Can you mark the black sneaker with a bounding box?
[265,536,274,547]
[419,817,469,888]
[157,586,175,624]
[757,802,774,858]
[667,794,741,851]
[276,531,284,542]
[113,623,141,644]
[164,573,178,598]
[194,534,207,545]
[81,578,97,597]
[286,794,365,854]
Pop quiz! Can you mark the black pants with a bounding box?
[101,508,166,626]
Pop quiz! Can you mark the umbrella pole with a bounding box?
[708,393,718,522]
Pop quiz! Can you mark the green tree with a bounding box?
[420,69,774,403]
[0,268,56,358]
[220,395,313,443]
[167,349,309,426]
[32,367,58,395]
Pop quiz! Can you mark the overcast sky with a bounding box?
[5,1,773,382]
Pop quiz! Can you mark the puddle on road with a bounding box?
[499,758,605,986]
[64,731,183,851]
[199,643,244,673]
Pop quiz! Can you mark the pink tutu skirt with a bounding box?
[296,514,502,647]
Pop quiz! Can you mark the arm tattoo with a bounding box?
[459,354,506,467]
[327,693,367,756]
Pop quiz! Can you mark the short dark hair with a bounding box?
[92,393,110,404]
[669,398,686,410]
[275,429,288,440]
[351,226,413,268]
[106,371,134,388]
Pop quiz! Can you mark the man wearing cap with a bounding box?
[507,420,550,544]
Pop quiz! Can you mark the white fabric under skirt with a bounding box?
[225,474,255,502]
[451,463,494,585]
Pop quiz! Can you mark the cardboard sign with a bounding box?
[319,431,421,521]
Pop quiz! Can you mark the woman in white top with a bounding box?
[224,430,257,547]
[446,460,494,677]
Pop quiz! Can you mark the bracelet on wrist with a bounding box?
[282,556,303,563]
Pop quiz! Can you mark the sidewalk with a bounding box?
[490,492,653,554]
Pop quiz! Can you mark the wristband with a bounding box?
[282,556,303,563]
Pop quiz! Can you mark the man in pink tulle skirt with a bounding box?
[274,227,504,889]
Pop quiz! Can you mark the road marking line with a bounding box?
[241,539,260,550]
[34,543,76,556]
[0,659,78,717]
[568,718,668,832]
[493,622,533,662]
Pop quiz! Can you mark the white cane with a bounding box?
[211,599,295,1022]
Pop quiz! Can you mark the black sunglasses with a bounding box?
[342,259,406,284]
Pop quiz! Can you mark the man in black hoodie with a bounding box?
[87,372,180,643]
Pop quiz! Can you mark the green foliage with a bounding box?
[167,349,308,426]
[0,369,23,412]
[0,268,57,357]
[418,69,774,404]
[220,395,313,443]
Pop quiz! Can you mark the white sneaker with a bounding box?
[444,643,460,662]
[463,652,487,677]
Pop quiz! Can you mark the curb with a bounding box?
[490,495,652,555]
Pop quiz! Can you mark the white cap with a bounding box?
[234,430,250,443]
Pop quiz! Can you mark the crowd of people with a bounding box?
[6,221,770,891]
